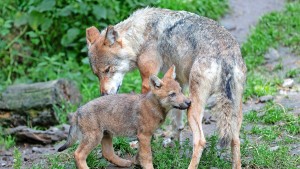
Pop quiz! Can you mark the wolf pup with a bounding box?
[58,66,191,169]
[86,7,246,169]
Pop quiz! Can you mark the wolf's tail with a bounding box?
[213,74,237,148]
[58,114,78,152]
[213,94,234,148]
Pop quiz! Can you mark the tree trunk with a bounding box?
[0,79,81,127]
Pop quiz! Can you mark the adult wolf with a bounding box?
[86,8,246,169]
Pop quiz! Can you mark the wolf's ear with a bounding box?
[164,65,176,79]
[149,75,163,89]
[86,26,100,48]
[104,26,120,47]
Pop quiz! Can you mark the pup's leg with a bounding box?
[101,133,132,167]
[74,132,102,169]
[137,133,154,169]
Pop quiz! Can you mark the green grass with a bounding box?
[53,102,78,124]
[250,125,280,141]
[152,136,231,168]
[286,68,300,78]
[241,103,299,167]
[242,2,300,71]
[241,1,300,99]
[13,147,22,169]
[0,135,16,150]
[244,71,279,100]
[244,102,299,139]
[0,127,16,150]
[241,142,299,168]
[31,135,232,169]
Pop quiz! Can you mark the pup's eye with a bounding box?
[169,92,176,97]
[104,67,110,73]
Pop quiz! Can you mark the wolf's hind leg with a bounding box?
[231,99,243,169]
[101,134,132,167]
[74,132,103,169]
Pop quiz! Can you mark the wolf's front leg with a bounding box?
[137,133,154,169]
[137,51,161,94]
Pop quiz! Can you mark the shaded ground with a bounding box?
[0,0,293,168]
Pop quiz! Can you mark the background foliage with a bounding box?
[0,0,228,100]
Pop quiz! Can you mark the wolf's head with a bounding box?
[149,65,191,111]
[86,26,135,95]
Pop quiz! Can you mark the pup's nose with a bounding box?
[185,99,191,106]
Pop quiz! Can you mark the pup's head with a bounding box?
[149,65,191,111]
[86,26,135,95]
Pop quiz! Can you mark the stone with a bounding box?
[1,162,6,167]
[282,79,294,88]
[24,157,29,161]
[264,48,280,61]
[270,146,279,151]
[259,95,274,102]
[32,147,43,153]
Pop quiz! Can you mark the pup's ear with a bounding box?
[86,26,100,48]
[149,75,163,89]
[164,65,176,79]
[104,26,120,46]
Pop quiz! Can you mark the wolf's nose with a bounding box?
[185,99,191,106]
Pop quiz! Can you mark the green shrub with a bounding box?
[0,0,228,100]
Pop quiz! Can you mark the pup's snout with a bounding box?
[185,99,191,107]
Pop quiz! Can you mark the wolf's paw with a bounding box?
[121,160,132,167]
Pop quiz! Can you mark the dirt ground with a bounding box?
[1,0,295,168]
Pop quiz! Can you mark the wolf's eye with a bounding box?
[169,92,176,97]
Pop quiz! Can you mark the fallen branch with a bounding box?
[5,125,70,144]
